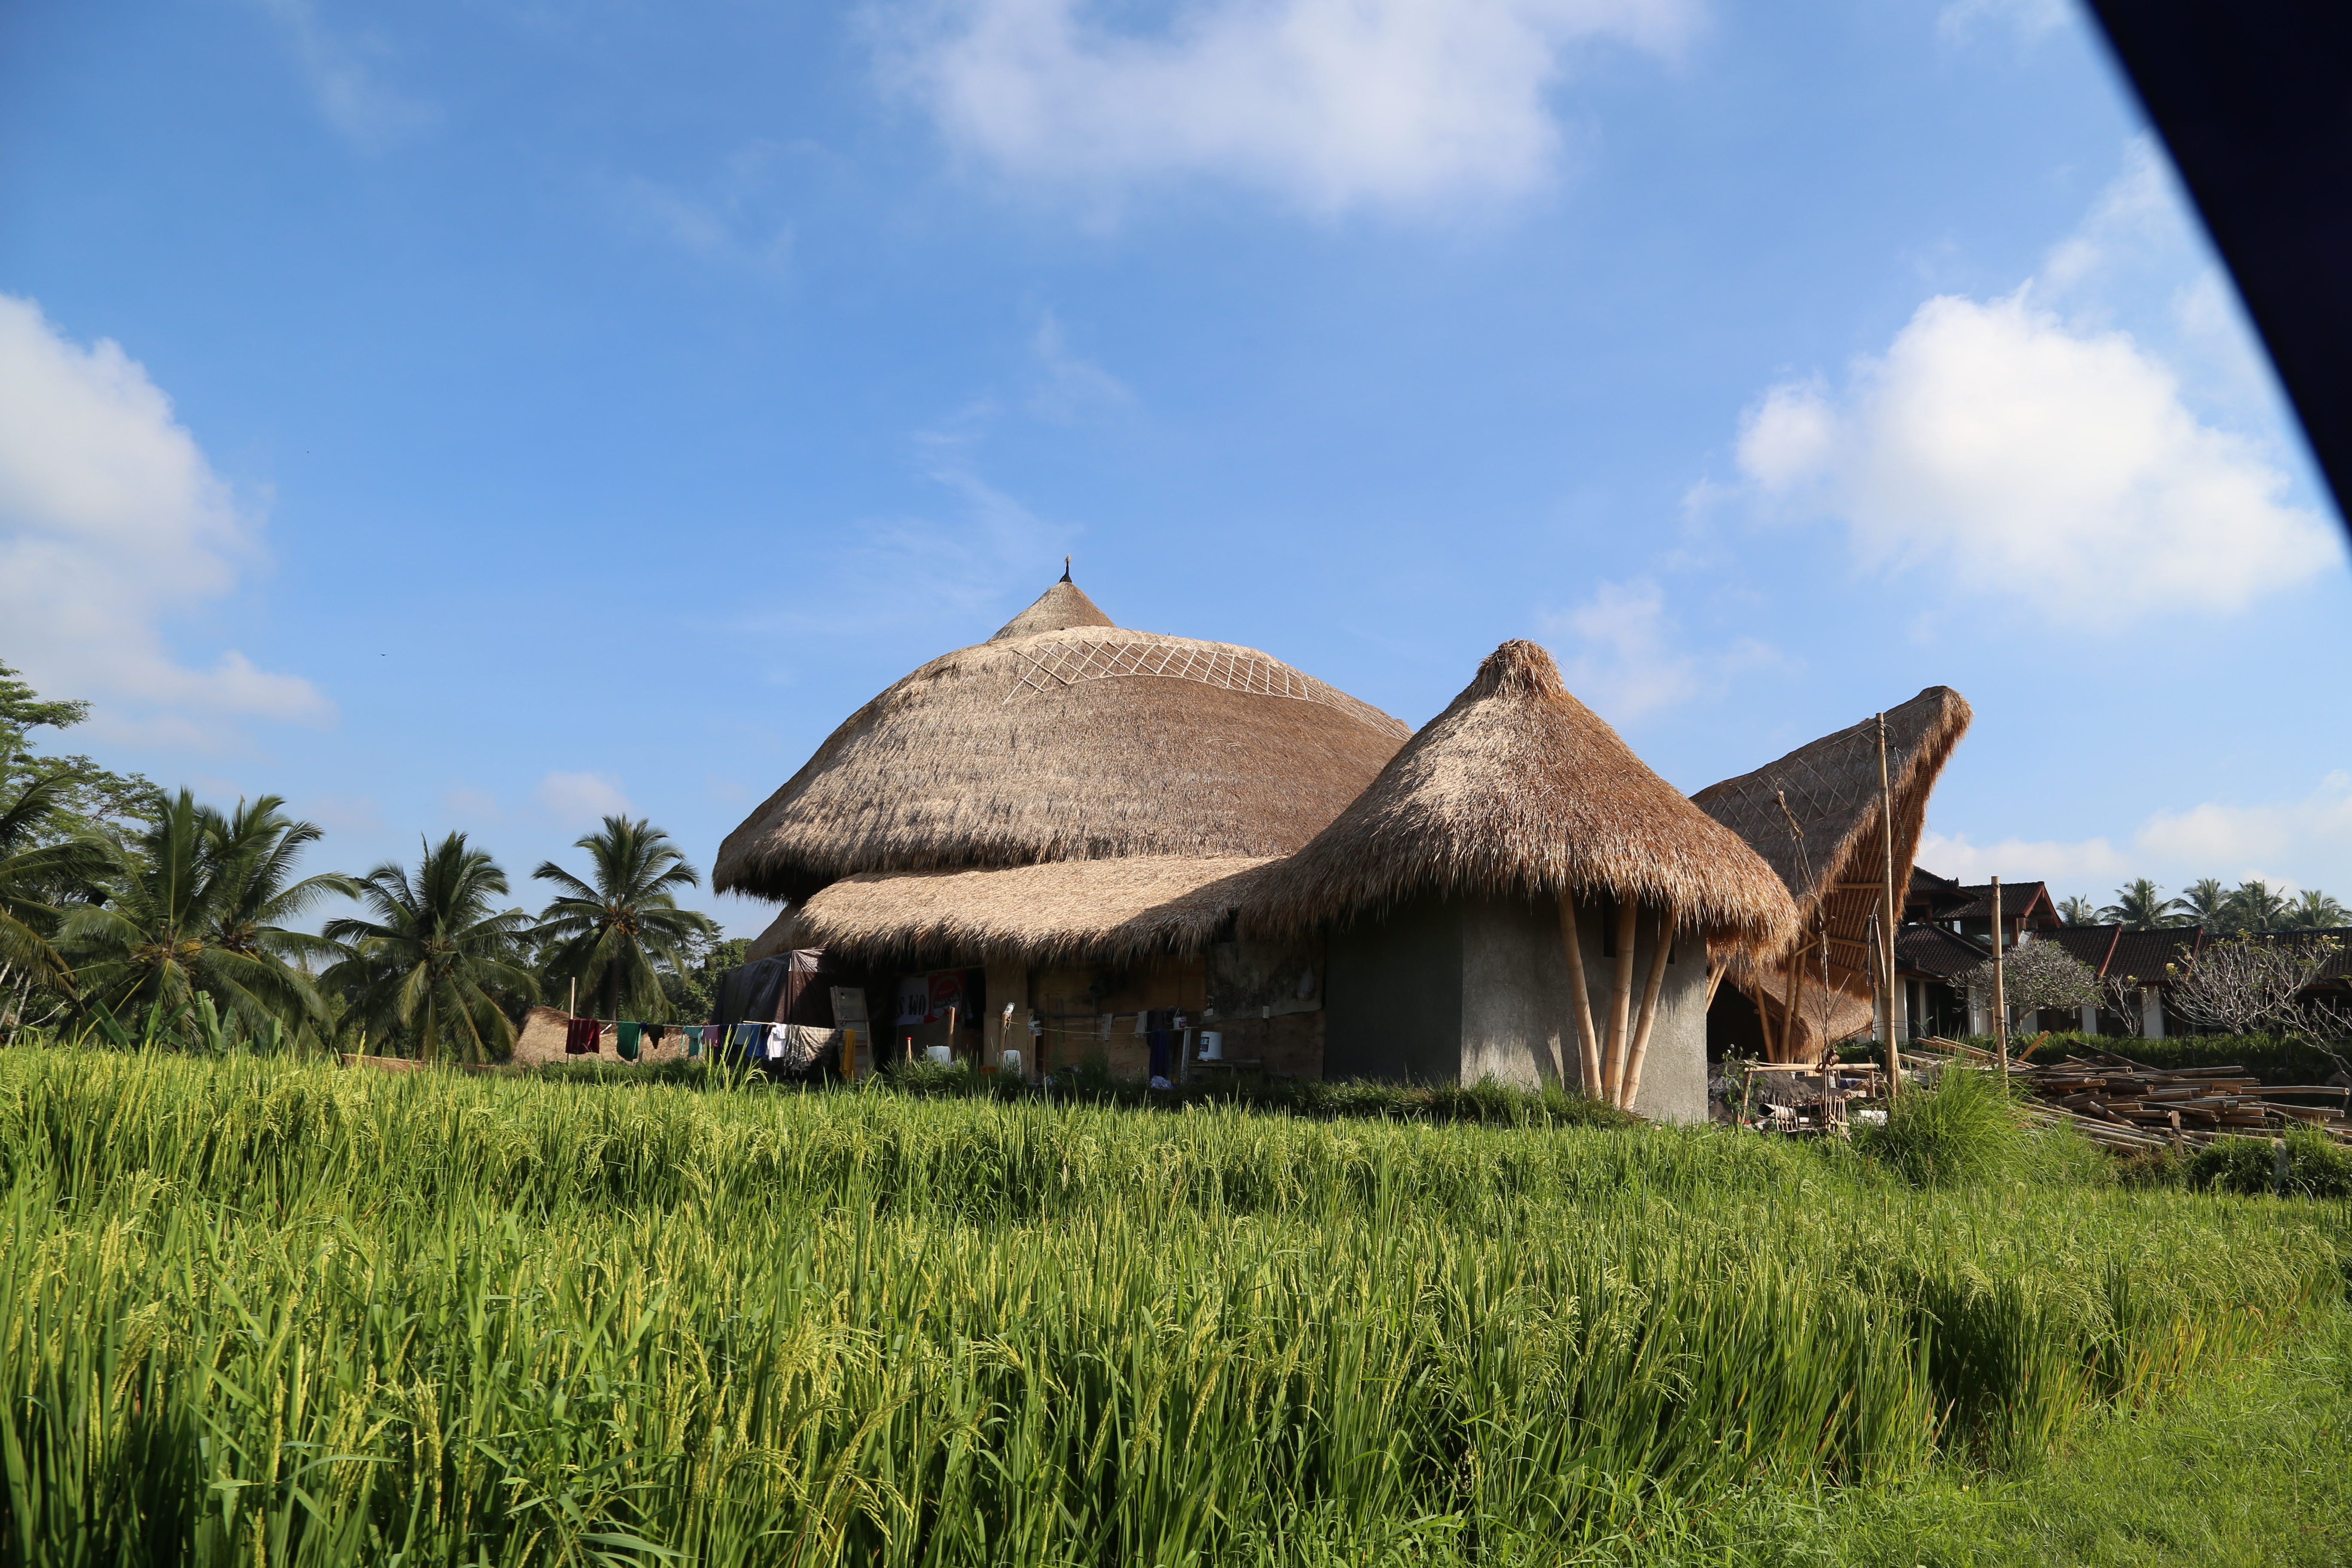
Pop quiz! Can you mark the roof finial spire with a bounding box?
[1060,554,1072,583]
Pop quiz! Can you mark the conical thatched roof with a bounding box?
[780,856,1271,967]
[713,577,1412,901]
[1242,640,1798,951]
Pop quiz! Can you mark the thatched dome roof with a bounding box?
[713,576,1411,901]
[1242,640,1798,952]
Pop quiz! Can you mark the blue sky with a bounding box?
[3,0,2346,933]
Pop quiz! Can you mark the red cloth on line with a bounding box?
[565,1017,601,1055]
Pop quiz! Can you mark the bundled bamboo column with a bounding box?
[1603,897,1639,1103]
[1619,903,1677,1111]
[1558,893,1603,1099]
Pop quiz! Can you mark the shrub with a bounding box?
[1858,1066,2024,1188]
[1946,1032,2351,1086]
[2181,1126,2352,1199]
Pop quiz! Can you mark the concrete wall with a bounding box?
[1628,930,1709,1124]
[1459,894,1579,1091]
[1322,891,1708,1123]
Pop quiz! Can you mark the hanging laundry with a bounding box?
[565,1017,601,1056]
[644,1023,668,1049]
[617,1022,643,1062]
[729,1022,763,1057]
[681,1024,705,1058]
[763,1023,789,1060]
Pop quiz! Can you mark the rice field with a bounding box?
[0,1051,2343,1565]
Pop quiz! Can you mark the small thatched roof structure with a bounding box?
[714,575,1410,902]
[1690,686,1971,981]
[1242,641,1798,952]
[782,856,1272,967]
[1690,686,1970,1059]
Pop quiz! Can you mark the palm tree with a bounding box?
[0,754,113,1017]
[2283,888,2351,930]
[60,790,352,1036]
[533,816,717,1023]
[2056,895,2099,925]
[2181,878,2231,928]
[324,833,536,1063]
[2097,878,2187,931]
[2224,878,2291,934]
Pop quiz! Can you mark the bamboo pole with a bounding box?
[1878,713,1901,1098]
[1558,893,1603,1099]
[1755,978,1780,1060]
[1703,962,1726,1011]
[1991,876,2009,1074]
[1783,942,1810,1068]
[1604,897,1639,1102]
[1619,904,1677,1111]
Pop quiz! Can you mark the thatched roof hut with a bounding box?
[713,574,1410,902]
[781,856,1271,967]
[1244,640,1797,953]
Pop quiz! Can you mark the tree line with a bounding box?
[0,661,744,1060]
[2055,877,2350,934]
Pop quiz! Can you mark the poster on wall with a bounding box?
[929,972,964,1021]
[896,971,968,1026]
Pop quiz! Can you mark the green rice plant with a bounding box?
[0,1050,2339,1565]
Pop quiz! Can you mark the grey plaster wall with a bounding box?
[1459,894,1577,1090]
[1627,938,1708,1124]
[1323,895,1462,1084]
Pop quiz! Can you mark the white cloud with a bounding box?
[535,771,634,824]
[254,0,436,149]
[880,0,1700,214]
[1733,150,2341,627]
[1937,0,2073,48]
[2136,774,2352,876]
[1542,578,1782,723]
[606,143,800,267]
[303,793,384,835]
[1026,311,1131,420]
[1914,829,2130,887]
[441,786,503,822]
[1921,775,2352,902]
[0,294,330,742]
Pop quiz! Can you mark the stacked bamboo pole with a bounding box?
[1908,1037,2352,1148]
